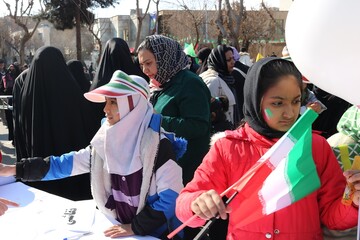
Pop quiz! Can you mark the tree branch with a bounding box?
[261,0,285,35]
[216,0,227,38]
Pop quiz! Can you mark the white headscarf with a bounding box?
[85,71,153,175]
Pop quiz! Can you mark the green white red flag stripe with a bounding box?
[231,108,320,226]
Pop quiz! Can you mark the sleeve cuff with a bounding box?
[15,162,24,180]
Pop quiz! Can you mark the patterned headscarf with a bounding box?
[337,106,360,143]
[139,35,188,85]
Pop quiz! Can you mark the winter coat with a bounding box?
[176,123,358,240]
[151,69,211,185]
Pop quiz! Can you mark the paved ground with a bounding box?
[0,117,16,165]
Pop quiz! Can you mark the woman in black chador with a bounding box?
[90,38,147,90]
[89,38,148,127]
[67,59,91,93]
[18,46,98,200]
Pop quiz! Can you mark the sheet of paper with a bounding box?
[0,182,159,240]
[41,210,158,240]
[0,182,75,239]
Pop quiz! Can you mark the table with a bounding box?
[0,181,158,240]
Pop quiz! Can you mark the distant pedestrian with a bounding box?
[67,59,91,93]
[0,64,20,143]
[88,62,94,80]
[16,46,99,200]
[200,45,238,124]
[239,47,252,67]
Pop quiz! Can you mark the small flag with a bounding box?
[184,43,197,58]
[231,109,320,226]
[256,53,264,62]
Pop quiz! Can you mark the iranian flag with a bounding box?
[227,109,321,226]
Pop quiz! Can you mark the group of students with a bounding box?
[0,35,359,240]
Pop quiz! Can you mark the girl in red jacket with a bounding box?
[175,57,360,239]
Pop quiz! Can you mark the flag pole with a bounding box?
[357,208,360,240]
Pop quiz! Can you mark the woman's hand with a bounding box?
[190,189,232,220]
[104,224,134,238]
[344,170,360,206]
[0,164,16,177]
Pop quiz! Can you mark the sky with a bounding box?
[0,0,279,18]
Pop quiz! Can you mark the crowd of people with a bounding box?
[0,35,359,240]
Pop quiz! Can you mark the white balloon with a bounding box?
[285,0,360,105]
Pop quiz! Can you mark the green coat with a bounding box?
[152,69,211,184]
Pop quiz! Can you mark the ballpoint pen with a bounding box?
[63,231,92,240]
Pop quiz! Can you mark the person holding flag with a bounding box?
[174,57,360,239]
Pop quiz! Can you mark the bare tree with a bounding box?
[87,19,112,64]
[158,0,282,54]
[215,0,226,44]
[135,0,151,48]
[151,0,160,34]
[261,0,285,35]
[175,0,205,48]
[224,0,245,49]
[214,0,246,49]
[0,18,15,60]
[159,0,211,49]
[240,8,274,49]
[3,0,42,64]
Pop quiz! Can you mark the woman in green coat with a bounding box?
[137,35,211,186]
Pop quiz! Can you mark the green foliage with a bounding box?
[41,0,118,30]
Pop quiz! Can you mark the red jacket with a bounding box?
[176,124,358,240]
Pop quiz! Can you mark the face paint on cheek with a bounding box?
[264,108,273,120]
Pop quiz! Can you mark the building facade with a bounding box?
[93,9,151,50]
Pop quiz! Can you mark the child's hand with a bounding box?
[104,224,134,238]
[344,170,360,206]
[0,164,16,177]
[0,198,19,216]
[191,189,232,221]
[306,102,322,113]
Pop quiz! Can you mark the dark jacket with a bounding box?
[151,69,211,184]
